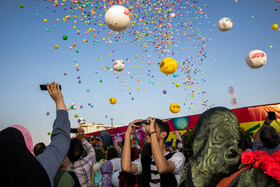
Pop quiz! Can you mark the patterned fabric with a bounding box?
[101,161,113,187]
[175,138,183,153]
[71,138,96,187]
[178,107,241,187]
[133,151,185,187]
[178,107,279,187]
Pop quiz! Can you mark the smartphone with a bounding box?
[268,112,276,120]
[40,84,62,91]
[134,120,148,126]
[70,128,78,133]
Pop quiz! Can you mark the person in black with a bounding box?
[121,117,185,187]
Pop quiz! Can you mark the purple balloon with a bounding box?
[163,90,167,94]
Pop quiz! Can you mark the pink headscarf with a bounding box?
[11,125,33,153]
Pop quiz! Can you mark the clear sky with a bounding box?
[0,0,280,145]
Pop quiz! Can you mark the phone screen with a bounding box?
[40,84,62,91]
[70,128,78,133]
[268,112,276,120]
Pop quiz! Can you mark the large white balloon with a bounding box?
[218,17,233,32]
[105,5,131,32]
[113,60,125,71]
[245,50,267,69]
[111,171,120,187]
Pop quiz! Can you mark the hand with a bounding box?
[143,117,156,135]
[76,127,85,140]
[126,119,142,135]
[264,116,273,125]
[47,82,66,110]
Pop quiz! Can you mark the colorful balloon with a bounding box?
[113,60,125,72]
[74,114,78,118]
[109,97,117,104]
[272,24,279,30]
[160,57,177,75]
[104,5,131,32]
[245,50,267,69]
[170,103,181,113]
[63,35,68,40]
[218,17,233,32]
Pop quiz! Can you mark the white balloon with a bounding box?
[113,60,125,71]
[170,13,176,18]
[245,50,267,69]
[218,17,233,32]
[111,171,120,187]
[105,5,131,32]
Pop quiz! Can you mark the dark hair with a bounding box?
[155,118,170,142]
[33,142,46,157]
[68,138,84,162]
[238,137,252,151]
[260,126,280,149]
[107,148,118,160]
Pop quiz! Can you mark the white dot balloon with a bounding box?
[170,13,176,18]
[105,5,131,32]
[113,60,125,71]
[218,17,233,32]
[245,50,267,69]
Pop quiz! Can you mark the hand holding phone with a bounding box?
[70,128,78,133]
[268,112,276,120]
[40,84,61,91]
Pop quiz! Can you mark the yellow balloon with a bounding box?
[169,103,180,113]
[74,114,78,118]
[160,57,177,75]
[272,24,278,30]
[54,45,59,49]
[176,83,180,87]
[109,97,117,104]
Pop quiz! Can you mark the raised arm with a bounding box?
[145,117,175,174]
[37,82,70,186]
[121,119,141,174]
[77,127,96,164]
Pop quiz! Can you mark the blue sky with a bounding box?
[0,0,280,145]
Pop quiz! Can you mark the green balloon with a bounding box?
[47,132,51,136]
[63,35,68,40]
[70,106,74,109]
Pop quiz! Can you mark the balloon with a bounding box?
[46,112,50,116]
[78,118,85,123]
[20,4,24,8]
[170,103,180,113]
[70,106,74,109]
[245,50,267,69]
[113,60,125,72]
[74,114,78,118]
[104,5,131,32]
[66,107,70,111]
[44,19,47,23]
[63,35,68,40]
[47,132,51,136]
[170,13,176,18]
[72,102,75,106]
[176,83,180,87]
[111,171,120,187]
[218,17,233,32]
[109,97,117,104]
[163,90,167,94]
[54,45,58,49]
[160,57,177,75]
[272,24,279,30]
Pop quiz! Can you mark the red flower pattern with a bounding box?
[241,150,280,183]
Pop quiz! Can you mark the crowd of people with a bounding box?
[1,82,279,187]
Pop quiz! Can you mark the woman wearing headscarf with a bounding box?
[178,107,278,187]
[0,82,70,187]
